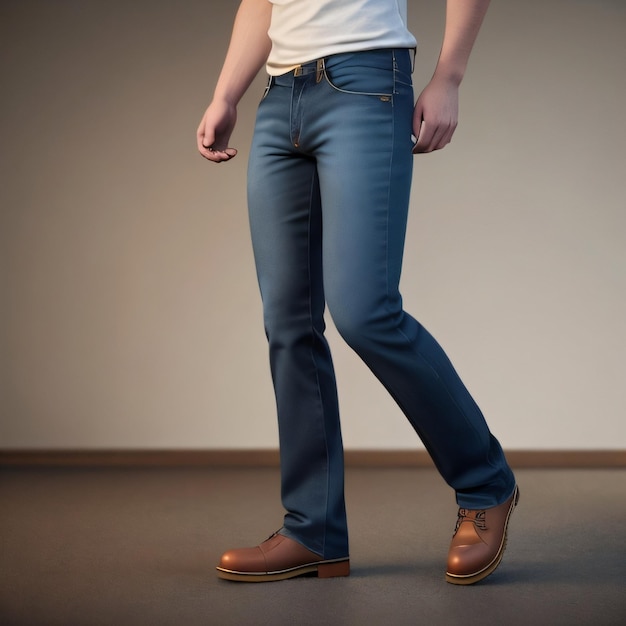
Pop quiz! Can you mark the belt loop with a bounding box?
[316,58,325,83]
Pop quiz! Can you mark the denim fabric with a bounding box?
[247,49,515,559]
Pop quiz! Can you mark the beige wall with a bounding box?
[1,0,624,450]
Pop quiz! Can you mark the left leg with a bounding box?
[312,48,518,583]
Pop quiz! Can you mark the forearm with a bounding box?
[432,0,491,85]
[213,0,272,105]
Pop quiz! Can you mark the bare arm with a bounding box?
[413,0,491,154]
[197,0,272,163]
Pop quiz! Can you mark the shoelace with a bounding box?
[454,508,487,534]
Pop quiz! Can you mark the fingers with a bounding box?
[201,145,238,163]
[197,127,237,162]
[412,119,457,154]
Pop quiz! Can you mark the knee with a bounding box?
[263,303,305,343]
[328,299,380,352]
[262,293,326,346]
[328,289,407,353]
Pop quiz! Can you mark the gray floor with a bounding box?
[1,467,625,625]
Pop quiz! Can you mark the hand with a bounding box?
[412,76,459,154]
[197,99,238,163]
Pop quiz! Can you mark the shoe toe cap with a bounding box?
[447,544,493,576]
[219,546,266,573]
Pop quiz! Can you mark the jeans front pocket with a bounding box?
[322,52,395,99]
[323,67,394,98]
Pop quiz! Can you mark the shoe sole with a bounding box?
[216,558,350,582]
[445,485,520,585]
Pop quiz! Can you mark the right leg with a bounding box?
[244,74,349,561]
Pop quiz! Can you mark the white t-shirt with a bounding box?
[266,0,417,75]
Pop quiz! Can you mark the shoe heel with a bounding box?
[318,559,350,578]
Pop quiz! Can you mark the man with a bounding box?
[197,0,518,585]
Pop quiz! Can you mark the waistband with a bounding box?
[287,48,413,77]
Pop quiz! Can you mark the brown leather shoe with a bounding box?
[446,485,519,585]
[216,532,350,582]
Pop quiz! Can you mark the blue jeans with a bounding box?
[247,49,515,560]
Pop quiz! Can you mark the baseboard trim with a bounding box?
[1,449,624,468]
